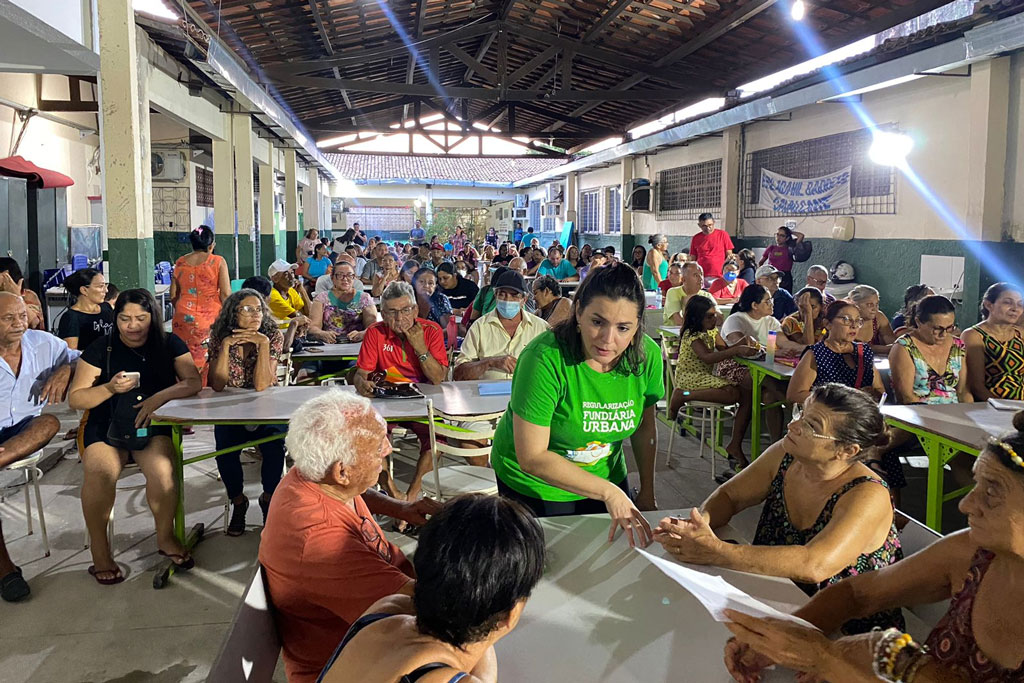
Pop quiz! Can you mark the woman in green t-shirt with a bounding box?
[490,262,664,547]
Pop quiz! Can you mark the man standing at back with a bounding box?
[689,213,733,288]
[409,219,425,248]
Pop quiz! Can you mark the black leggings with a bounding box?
[214,423,288,499]
[496,477,630,517]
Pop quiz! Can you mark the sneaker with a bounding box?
[0,567,30,602]
[226,498,249,536]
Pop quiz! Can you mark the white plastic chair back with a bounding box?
[206,565,281,682]
[423,399,502,501]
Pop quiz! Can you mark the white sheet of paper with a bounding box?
[636,548,819,630]
[987,398,1024,411]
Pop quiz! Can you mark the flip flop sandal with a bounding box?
[158,551,195,571]
[88,565,125,586]
[1,566,30,602]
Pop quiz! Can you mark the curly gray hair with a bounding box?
[286,391,381,481]
[382,280,415,306]
[208,289,278,344]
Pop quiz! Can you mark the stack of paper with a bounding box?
[636,548,818,629]
[988,398,1024,411]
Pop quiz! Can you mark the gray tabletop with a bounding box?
[152,380,513,424]
[881,402,1016,451]
[292,342,362,359]
[496,511,808,682]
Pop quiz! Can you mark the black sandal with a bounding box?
[227,498,249,536]
[0,566,30,602]
[158,550,195,571]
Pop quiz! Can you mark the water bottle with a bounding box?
[766,330,777,365]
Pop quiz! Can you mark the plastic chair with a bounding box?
[0,451,49,557]
[422,400,501,502]
[206,565,281,682]
[666,402,736,478]
[896,512,949,629]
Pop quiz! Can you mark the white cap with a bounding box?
[268,259,297,277]
[755,264,780,280]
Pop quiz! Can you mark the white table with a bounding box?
[497,511,809,682]
[291,342,362,362]
[881,402,1016,530]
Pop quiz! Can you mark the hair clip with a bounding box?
[988,437,1024,470]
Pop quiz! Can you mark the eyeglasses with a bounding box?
[359,516,393,563]
[807,276,827,285]
[926,323,956,335]
[834,315,866,328]
[333,273,355,280]
[382,304,416,318]
[789,407,838,441]
[238,305,262,316]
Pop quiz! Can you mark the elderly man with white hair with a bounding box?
[805,264,836,309]
[259,390,440,683]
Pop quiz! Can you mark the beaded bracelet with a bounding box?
[871,628,929,682]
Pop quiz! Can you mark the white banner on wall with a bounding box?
[757,166,852,214]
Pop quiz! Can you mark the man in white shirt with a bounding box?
[0,293,71,602]
[454,271,547,381]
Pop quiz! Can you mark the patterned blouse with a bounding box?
[206,328,284,389]
[314,289,373,337]
[807,340,874,389]
[926,548,1024,681]
[781,314,826,345]
[894,334,965,404]
[976,327,1024,400]
[753,454,905,634]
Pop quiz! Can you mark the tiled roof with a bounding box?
[323,154,568,185]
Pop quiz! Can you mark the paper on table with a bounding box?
[478,381,512,395]
[987,398,1024,411]
[636,548,818,630]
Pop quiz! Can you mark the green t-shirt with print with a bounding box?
[490,330,664,501]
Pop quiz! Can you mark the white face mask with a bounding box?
[457,269,468,277]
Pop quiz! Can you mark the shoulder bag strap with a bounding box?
[853,343,865,389]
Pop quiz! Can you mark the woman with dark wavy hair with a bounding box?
[489,262,664,546]
[318,494,545,683]
[207,289,286,535]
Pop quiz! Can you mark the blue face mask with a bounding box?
[496,299,521,319]
[724,271,738,282]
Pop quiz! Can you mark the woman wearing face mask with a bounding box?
[435,262,479,314]
[709,261,746,304]
[489,263,664,548]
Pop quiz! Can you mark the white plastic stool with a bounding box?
[666,402,736,479]
[1,451,50,557]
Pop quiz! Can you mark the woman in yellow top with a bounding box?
[781,287,827,347]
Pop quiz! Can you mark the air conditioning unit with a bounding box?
[544,203,562,217]
[514,194,529,209]
[546,182,565,203]
[626,178,651,212]
[151,150,187,182]
[512,208,528,220]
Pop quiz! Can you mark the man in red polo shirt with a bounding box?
[355,280,448,500]
[690,212,734,287]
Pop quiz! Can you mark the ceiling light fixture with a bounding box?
[790,1,806,21]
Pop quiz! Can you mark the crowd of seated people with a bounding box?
[5,224,1024,683]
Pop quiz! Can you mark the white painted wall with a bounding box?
[1006,51,1024,241]
[337,182,519,202]
[9,0,88,46]
[0,72,99,224]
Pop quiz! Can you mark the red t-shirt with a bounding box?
[709,276,747,300]
[659,278,675,305]
[690,229,734,280]
[258,470,414,683]
[356,319,449,382]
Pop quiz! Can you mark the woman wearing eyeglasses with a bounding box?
[654,383,903,635]
[207,289,286,535]
[309,262,379,344]
[889,295,971,406]
[787,300,886,406]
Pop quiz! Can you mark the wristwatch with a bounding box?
[417,352,429,363]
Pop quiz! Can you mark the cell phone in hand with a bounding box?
[123,371,141,384]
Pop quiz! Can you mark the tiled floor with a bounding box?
[0,409,959,682]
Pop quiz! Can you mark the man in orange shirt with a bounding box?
[259,391,440,683]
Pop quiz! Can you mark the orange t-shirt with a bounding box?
[258,470,413,683]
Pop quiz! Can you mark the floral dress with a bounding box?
[895,335,965,404]
[753,454,905,634]
[313,289,373,337]
[206,328,284,388]
[674,329,733,391]
[172,252,225,383]
[925,548,1024,682]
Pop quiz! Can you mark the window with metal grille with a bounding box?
[528,199,541,231]
[196,166,214,208]
[607,186,622,233]
[656,159,722,221]
[579,190,601,234]
[542,216,556,232]
[743,127,896,218]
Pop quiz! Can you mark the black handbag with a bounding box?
[104,335,152,450]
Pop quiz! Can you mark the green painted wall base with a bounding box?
[107,237,155,292]
[153,232,191,266]
[237,234,256,280]
[216,233,237,280]
[286,231,298,263]
[260,234,277,277]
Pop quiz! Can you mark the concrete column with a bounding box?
[284,149,299,261]
[721,125,742,236]
[97,0,154,291]
[258,140,277,276]
[233,114,256,278]
[620,157,633,236]
[966,57,1010,242]
[213,136,236,278]
[302,172,319,233]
